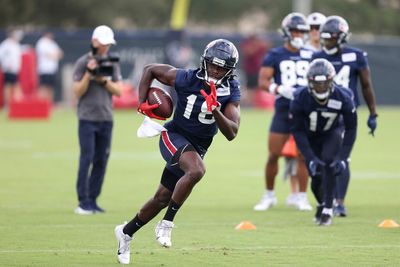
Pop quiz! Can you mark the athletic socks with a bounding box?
[123,214,145,237]
[163,199,181,222]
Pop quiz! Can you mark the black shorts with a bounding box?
[3,73,18,84]
[39,74,56,87]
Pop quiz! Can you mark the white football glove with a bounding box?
[268,83,295,100]
[276,84,295,100]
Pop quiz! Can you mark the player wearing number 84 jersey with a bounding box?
[313,15,378,216]
[114,39,241,264]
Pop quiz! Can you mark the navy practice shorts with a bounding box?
[159,130,208,191]
[39,74,57,87]
[270,109,291,134]
[3,73,18,84]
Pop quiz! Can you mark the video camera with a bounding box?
[92,53,120,76]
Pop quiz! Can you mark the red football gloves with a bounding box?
[200,81,220,112]
[137,101,166,120]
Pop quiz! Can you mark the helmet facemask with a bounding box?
[289,31,307,49]
[201,57,233,86]
[309,76,334,105]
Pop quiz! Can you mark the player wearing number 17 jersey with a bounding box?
[113,39,241,264]
[312,16,378,216]
[254,12,312,212]
[290,59,357,225]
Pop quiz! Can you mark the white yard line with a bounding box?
[0,140,32,149]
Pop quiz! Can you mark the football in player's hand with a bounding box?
[147,87,173,119]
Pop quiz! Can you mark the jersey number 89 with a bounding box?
[279,60,309,87]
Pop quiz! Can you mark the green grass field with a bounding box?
[1,107,399,267]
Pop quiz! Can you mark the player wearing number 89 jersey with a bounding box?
[254,12,312,212]
[114,39,241,264]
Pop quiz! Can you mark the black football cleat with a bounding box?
[319,213,332,226]
[314,204,324,223]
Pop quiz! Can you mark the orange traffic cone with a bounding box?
[281,135,298,158]
[235,221,257,230]
[378,219,400,228]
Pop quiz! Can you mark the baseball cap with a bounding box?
[92,25,116,45]
[307,12,326,26]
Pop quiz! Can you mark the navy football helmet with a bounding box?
[307,58,336,104]
[280,12,310,49]
[320,15,350,55]
[198,39,239,85]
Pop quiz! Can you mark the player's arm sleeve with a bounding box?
[358,51,368,70]
[340,101,358,160]
[174,69,190,92]
[228,80,241,103]
[261,51,275,68]
[72,57,86,82]
[290,101,315,162]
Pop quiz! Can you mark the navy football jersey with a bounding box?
[262,46,313,111]
[312,46,369,106]
[290,85,357,160]
[168,68,240,139]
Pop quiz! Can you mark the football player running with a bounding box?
[290,59,357,226]
[114,39,241,265]
[254,12,312,212]
[313,16,378,217]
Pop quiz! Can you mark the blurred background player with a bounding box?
[0,29,23,106]
[35,31,64,102]
[313,15,378,217]
[280,135,309,209]
[254,13,312,212]
[290,58,357,226]
[240,33,269,107]
[282,12,326,208]
[72,25,122,214]
[114,39,241,265]
[304,12,326,51]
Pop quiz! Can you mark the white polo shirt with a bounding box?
[36,36,62,75]
[0,38,21,74]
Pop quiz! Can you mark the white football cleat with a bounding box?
[285,193,298,207]
[296,193,313,211]
[253,193,277,211]
[155,220,174,248]
[74,206,94,215]
[115,223,133,265]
